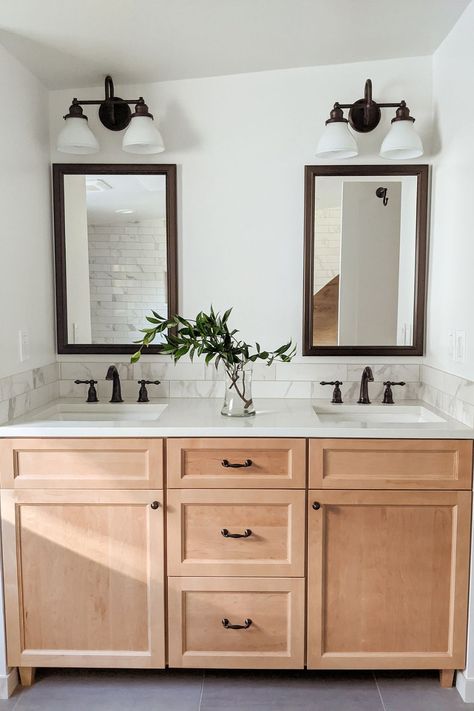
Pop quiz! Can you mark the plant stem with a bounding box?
[226,365,253,409]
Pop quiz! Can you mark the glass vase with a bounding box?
[221,363,256,417]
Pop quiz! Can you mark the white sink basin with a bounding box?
[313,404,447,426]
[29,402,168,424]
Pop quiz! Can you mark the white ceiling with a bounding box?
[0,0,470,89]
[84,174,166,223]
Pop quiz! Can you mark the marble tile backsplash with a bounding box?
[0,363,59,425]
[2,360,474,430]
[420,365,474,427]
[59,360,421,403]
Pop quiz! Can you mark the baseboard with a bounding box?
[0,668,18,699]
[456,670,474,703]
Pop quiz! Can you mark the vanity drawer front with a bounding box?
[309,439,473,490]
[167,438,306,488]
[167,490,305,577]
[0,438,163,489]
[168,576,304,668]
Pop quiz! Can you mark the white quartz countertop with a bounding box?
[1,398,473,439]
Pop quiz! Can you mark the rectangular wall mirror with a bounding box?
[53,164,177,354]
[303,165,428,356]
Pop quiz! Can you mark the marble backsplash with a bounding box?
[2,360,474,430]
[420,365,474,427]
[0,363,59,426]
[58,360,421,403]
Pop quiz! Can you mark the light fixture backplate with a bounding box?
[98,98,132,131]
[348,98,381,133]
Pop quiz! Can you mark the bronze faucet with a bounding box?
[358,366,374,404]
[106,365,123,403]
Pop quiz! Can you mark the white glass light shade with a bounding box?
[122,116,165,154]
[379,120,423,159]
[315,121,358,159]
[57,117,99,154]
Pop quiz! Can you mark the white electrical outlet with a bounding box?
[18,330,30,362]
[455,331,466,362]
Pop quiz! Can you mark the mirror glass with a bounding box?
[54,165,177,354]
[304,166,427,356]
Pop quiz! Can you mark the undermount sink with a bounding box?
[313,404,447,426]
[29,402,168,424]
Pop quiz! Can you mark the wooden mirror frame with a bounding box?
[303,164,428,356]
[53,163,178,355]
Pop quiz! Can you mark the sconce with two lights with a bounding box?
[316,79,423,160]
[57,75,164,155]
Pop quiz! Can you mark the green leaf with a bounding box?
[131,351,142,364]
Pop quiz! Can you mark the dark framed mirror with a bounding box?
[303,164,428,356]
[53,163,177,354]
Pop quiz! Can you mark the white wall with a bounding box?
[49,56,432,355]
[64,175,92,343]
[0,43,55,378]
[0,40,55,696]
[426,2,474,380]
[428,5,474,701]
[339,181,401,345]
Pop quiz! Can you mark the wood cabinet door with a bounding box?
[307,490,471,670]
[1,490,165,668]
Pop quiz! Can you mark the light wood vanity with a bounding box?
[0,436,471,688]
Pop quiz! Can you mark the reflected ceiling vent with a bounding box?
[86,178,112,192]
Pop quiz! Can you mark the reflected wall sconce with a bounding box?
[315,79,423,160]
[376,187,388,206]
[57,75,165,155]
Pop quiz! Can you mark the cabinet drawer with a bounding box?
[167,490,305,577]
[168,577,304,668]
[309,439,473,489]
[0,438,163,489]
[167,438,306,488]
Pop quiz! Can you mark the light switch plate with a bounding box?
[448,330,455,360]
[455,331,466,362]
[18,330,30,362]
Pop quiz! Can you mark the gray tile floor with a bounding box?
[1,669,473,711]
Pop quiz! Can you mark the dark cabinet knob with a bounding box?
[312,502,321,510]
[150,501,160,510]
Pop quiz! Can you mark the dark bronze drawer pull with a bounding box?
[312,501,321,510]
[222,617,252,630]
[221,458,253,468]
[150,501,160,510]
[221,528,252,539]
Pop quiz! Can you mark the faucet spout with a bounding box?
[106,365,123,403]
[358,366,374,405]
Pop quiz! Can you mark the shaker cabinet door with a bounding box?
[1,490,165,668]
[307,490,471,670]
